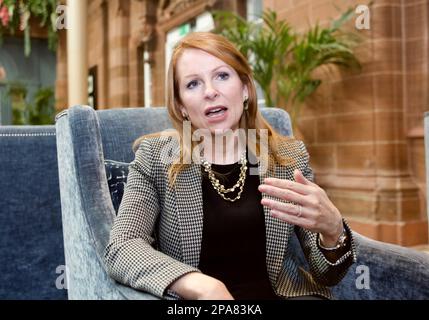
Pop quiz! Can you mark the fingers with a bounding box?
[260,170,340,235]
[270,209,312,229]
[261,198,311,229]
[293,169,316,186]
[263,176,311,195]
[258,184,313,207]
[261,198,306,218]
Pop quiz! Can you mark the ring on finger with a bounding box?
[296,204,302,217]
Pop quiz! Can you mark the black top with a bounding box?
[198,152,281,300]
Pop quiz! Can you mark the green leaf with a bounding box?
[24,26,31,57]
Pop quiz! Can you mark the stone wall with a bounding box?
[265,0,428,245]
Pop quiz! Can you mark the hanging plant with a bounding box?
[0,0,59,56]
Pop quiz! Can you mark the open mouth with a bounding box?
[205,106,228,118]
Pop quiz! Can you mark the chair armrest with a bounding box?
[332,232,429,299]
[56,106,159,300]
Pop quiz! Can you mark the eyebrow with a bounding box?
[182,65,231,80]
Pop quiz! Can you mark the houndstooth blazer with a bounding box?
[104,135,357,300]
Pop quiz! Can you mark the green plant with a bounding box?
[214,9,361,125]
[29,86,55,124]
[7,82,28,125]
[7,82,56,125]
[0,0,59,56]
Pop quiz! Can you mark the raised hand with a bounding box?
[258,169,344,247]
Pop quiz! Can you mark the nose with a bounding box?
[204,82,219,100]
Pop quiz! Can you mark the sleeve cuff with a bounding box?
[159,268,202,299]
[316,218,356,266]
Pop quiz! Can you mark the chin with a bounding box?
[210,127,234,135]
[208,122,240,134]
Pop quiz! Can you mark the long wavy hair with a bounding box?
[134,32,295,187]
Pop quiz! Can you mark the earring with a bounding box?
[243,96,249,111]
[182,112,189,121]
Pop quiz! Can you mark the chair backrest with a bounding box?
[0,125,66,299]
[96,106,293,163]
[55,105,292,299]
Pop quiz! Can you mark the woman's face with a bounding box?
[176,48,248,134]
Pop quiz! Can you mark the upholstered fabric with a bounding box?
[332,232,429,299]
[56,107,159,300]
[0,126,66,299]
[56,105,429,300]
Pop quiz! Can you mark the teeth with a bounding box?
[206,107,225,115]
[206,109,226,117]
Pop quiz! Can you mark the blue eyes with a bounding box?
[217,72,230,80]
[186,80,198,89]
[185,72,230,89]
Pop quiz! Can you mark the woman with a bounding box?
[104,32,356,300]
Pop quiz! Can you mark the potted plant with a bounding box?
[28,86,55,125]
[213,8,361,128]
[6,81,55,125]
[7,82,28,125]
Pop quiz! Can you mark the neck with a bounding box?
[201,129,246,165]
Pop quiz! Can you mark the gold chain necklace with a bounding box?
[201,152,247,202]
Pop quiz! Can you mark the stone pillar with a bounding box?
[87,0,109,109]
[403,0,429,242]
[55,29,68,110]
[128,0,156,107]
[66,0,88,106]
[108,0,130,108]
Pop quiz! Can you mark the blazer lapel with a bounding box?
[259,161,295,288]
[174,163,204,268]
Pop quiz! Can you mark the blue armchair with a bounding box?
[55,105,429,300]
[0,125,66,299]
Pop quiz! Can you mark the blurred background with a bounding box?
[0,0,428,250]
